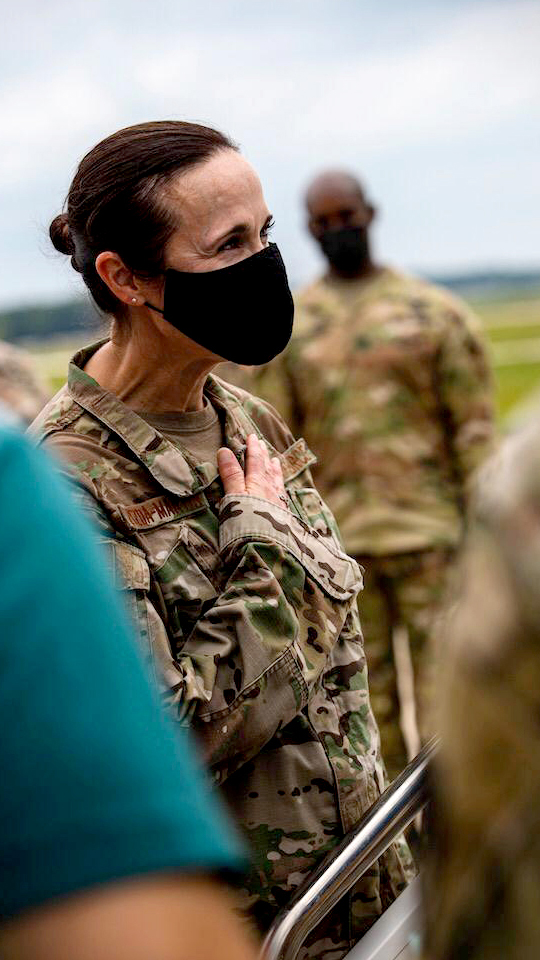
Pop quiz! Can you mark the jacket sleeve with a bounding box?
[107,494,363,784]
[436,305,496,501]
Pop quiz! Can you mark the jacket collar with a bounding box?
[67,341,268,499]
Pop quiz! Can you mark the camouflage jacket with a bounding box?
[243,268,495,556]
[31,342,411,947]
[426,419,540,960]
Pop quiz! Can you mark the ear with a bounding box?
[307,217,321,241]
[95,252,143,307]
[366,204,377,226]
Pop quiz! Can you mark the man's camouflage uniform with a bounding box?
[31,342,413,960]
[242,268,495,780]
[0,339,49,424]
[426,420,540,960]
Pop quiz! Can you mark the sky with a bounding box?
[1,0,539,309]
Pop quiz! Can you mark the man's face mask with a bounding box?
[319,226,370,276]
[145,243,294,365]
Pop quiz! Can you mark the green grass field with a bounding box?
[29,338,93,395]
[474,295,540,421]
[27,293,540,427]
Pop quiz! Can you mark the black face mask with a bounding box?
[319,226,370,276]
[145,242,294,365]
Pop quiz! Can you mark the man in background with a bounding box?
[247,170,495,780]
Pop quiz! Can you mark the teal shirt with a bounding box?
[0,420,244,918]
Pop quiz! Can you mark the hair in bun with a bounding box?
[49,120,236,315]
[49,213,75,257]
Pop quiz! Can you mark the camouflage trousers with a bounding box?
[355,548,454,783]
[296,844,415,960]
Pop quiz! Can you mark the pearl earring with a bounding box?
[131,298,138,304]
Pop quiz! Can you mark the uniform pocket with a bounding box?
[102,539,150,591]
[289,486,344,548]
[152,526,219,648]
[100,539,157,674]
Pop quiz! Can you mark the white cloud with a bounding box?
[293,1,540,153]
[0,0,538,306]
[1,70,118,186]
[4,0,539,186]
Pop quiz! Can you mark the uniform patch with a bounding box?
[119,493,206,530]
[280,437,317,482]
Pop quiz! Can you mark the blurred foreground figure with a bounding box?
[249,171,495,779]
[0,339,49,423]
[426,420,540,960]
[0,411,255,960]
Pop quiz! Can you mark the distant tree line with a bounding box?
[1,270,539,344]
[427,269,540,301]
[0,299,102,344]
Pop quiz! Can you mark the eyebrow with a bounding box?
[210,214,273,249]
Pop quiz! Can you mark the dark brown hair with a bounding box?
[50,120,236,314]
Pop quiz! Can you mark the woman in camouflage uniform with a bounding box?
[33,121,412,959]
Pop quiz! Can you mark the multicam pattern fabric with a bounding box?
[242,267,495,557]
[0,339,49,425]
[426,419,540,960]
[31,341,413,960]
[228,268,495,780]
[355,548,452,782]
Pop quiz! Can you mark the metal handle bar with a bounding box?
[261,737,438,960]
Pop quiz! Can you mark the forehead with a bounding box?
[163,149,266,233]
[307,184,367,219]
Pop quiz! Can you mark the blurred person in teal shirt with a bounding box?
[0,406,256,960]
